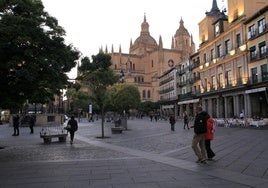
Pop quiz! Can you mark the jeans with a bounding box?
[13,126,19,136]
[70,131,75,142]
[192,133,206,160]
[170,123,175,131]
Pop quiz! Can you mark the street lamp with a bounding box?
[259,96,263,118]
[120,69,125,83]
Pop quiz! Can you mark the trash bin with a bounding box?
[120,117,127,130]
[115,119,121,127]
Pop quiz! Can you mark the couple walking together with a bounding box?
[191,106,215,164]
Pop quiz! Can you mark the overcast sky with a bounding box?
[41,0,227,78]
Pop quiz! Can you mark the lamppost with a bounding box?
[120,69,125,83]
[259,96,263,118]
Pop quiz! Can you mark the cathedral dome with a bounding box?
[134,35,157,46]
[175,18,190,37]
[133,15,157,46]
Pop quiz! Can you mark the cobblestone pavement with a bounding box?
[0,118,267,188]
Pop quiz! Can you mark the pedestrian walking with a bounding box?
[12,114,20,136]
[240,111,244,120]
[29,115,35,134]
[67,116,78,144]
[169,115,176,131]
[205,117,215,160]
[150,114,153,122]
[191,106,210,164]
[154,114,158,122]
[183,111,189,130]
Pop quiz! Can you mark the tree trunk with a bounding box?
[101,106,105,138]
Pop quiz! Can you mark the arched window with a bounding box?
[142,90,146,98]
[147,90,151,98]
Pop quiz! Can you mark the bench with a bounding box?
[40,134,68,144]
[40,127,68,144]
[111,127,123,134]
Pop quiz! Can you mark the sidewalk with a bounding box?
[0,118,267,188]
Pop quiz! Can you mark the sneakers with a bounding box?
[207,154,216,161]
[196,158,207,164]
[200,159,207,164]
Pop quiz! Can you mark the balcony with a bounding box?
[178,92,194,100]
[159,86,175,94]
[200,77,248,95]
[248,24,268,41]
[159,76,174,86]
[177,69,186,76]
[247,74,268,85]
[248,51,268,63]
[177,80,187,87]
[190,61,200,70]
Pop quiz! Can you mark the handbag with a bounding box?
[65,124,71,131]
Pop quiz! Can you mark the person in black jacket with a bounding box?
[169,115,176,131]
[29,115,35,134]
[12,114,20,136]
[191,106,210,163]
[67,116,78,144]
[183,111,189,130]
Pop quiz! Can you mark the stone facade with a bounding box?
[98,0,268,119]
[189,0,268,118]
[107,15,195,103]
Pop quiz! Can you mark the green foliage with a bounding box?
[70,91,91,113]
[79,53,119,108]
[0,0,80,109]
[78,52,119,138]
[107,84,140,114]
[138,101,159,115]
[78,53,112,73]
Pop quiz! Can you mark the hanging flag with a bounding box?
[225,71,228,79]
[89,104,92,114]
[201,79,205,89]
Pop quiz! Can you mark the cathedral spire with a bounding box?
[130,38,132,47]
[141,13,149,35]
[119,44,121,53]
[105,45,108,53]
[206,0,221,16]
[180,17,184,27]
[159,35,163,49]
[171,36,174,49]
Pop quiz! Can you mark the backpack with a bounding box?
[194,112,209,134]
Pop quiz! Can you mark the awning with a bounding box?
[245,87,266,94]
[162,105,174,109]
[177,99,199,105]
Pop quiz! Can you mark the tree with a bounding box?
[0,0,80,112]
[107,84,140,115]
[78,53,119,138]
[138,101,160,115]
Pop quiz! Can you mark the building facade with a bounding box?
[189,0,268,118]
[107,15,195,106]
[97,0,268,119]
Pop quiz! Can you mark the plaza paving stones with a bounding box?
[0,118,267,188]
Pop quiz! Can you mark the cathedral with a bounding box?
[106,15,195,103]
